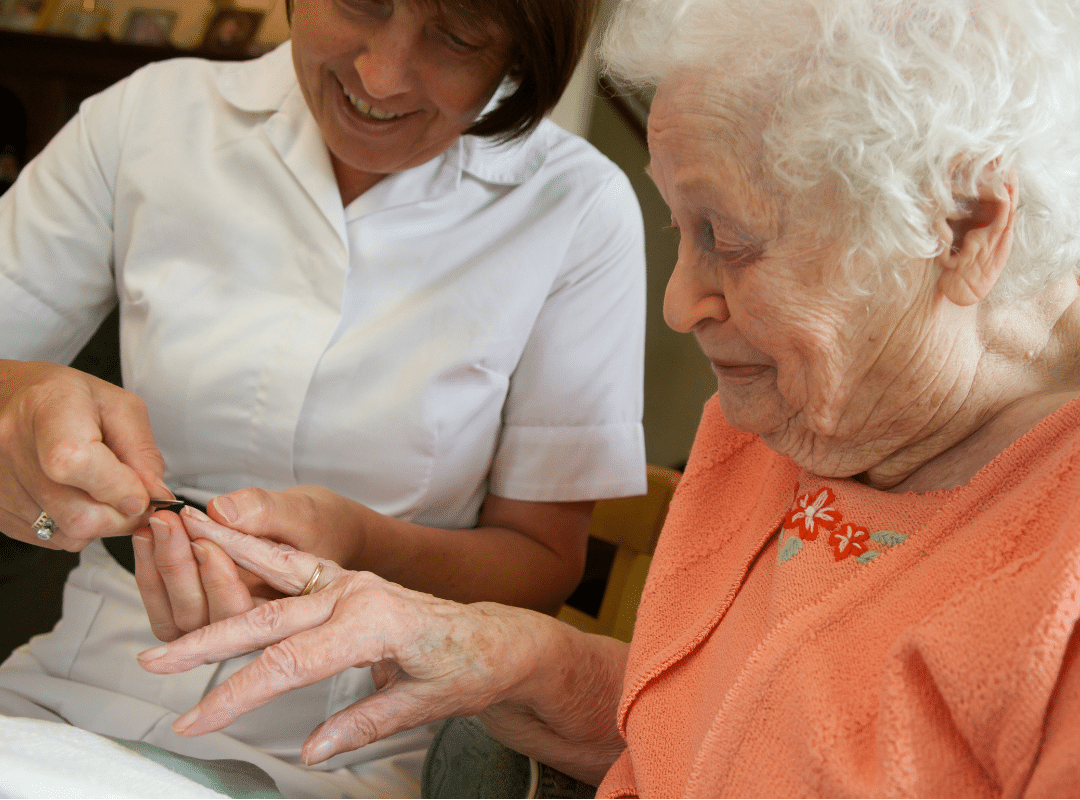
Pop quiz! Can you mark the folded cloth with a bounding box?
[0,716,280,798]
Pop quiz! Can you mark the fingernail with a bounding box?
[180,505,211,522]
[212,496,238,524]
[304,738,336,765]
[119,496,146,517]
[137,645,168,661]
[190,541,208,565]
[131,531,152,555]
[173,707,200,734]
[152,478,173,497]
[148,516,169,542]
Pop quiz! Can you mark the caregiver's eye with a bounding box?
[439,26,482,52]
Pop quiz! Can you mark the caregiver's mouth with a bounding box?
[343,87,407,121]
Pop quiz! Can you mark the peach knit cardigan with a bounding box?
[599,396,1080,797]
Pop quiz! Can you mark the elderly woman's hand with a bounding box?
[136,512,629,784]
[0,360,169,550]
[133,487,369,641]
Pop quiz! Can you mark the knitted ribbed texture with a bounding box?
[599,395,1080,797]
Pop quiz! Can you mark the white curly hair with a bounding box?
[602,0,1080,302]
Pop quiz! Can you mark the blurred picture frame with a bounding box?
[48,0,108,39]
[199,7,262,56]
[121,6,175,45]
[0,0,53,31]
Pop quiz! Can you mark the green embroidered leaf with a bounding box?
[856,550,881,564]
[870,530,909,547]
[778,535,803,564]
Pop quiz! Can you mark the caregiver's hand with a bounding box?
[136,516,629,785]
[134,488,364,641]
[0,360,169,551]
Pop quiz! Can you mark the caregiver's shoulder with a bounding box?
[462,114,635,200]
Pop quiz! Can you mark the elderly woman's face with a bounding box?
[291,0,512,181]
[648,73,946,477]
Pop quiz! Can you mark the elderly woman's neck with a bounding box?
[861,280,1080,494]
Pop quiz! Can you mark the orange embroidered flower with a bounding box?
[829,523,871,561]
[784,487,840,541]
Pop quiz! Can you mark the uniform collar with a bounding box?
[216,40,296,113]
[215,41,551,199]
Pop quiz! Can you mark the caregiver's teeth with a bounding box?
[343,88,403,121]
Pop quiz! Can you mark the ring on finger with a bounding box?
[299,562,323,596]
[31,511,58,541]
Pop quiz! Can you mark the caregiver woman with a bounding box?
[0,0,646,795]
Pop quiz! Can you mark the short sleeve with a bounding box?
[489,168,647,502]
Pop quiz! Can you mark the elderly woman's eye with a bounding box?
[718,247,761,267]
[700,220,716,250]
[702,220,761,267]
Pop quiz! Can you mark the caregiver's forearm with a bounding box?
[347,493,593,614]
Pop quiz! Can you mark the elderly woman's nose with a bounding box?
[663,259,729,333]
[353,27,414,99]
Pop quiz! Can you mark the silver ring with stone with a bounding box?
[31,511,58,541]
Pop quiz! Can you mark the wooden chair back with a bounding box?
[558,464,681,642]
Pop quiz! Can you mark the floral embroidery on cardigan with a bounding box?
[784,487,839,541]
[778,485,909,565]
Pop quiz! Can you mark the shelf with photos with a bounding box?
[0,0,286,55]
[0,2,283,171]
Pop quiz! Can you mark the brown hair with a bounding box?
[285,0,599,143]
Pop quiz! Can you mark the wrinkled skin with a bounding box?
[135,483,593,642]
[0,360,169,550]
[134,489,365,641]
[138,509,628,785]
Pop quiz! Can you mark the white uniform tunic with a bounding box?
[0,43,646,797]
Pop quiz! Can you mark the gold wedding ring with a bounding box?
[299,562,323,596]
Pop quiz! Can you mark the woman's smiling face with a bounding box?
[291,0,513,189]
[647,72,952,478]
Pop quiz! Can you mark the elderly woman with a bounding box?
[136,0,1080,795]
[0,0,646,796]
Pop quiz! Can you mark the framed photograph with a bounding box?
[0,0,52,31]
[120,6,175,45]
[199,7,263,56]
[48,0,107,39]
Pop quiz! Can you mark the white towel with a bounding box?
[0,716,226,799]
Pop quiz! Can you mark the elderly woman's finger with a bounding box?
[165,613,384,737]
[137,588,342,675]
[300,674,491,765]
[191,538,256,623]
[132,528,184,641]
[178,505,342,595]
[148,514,208,632]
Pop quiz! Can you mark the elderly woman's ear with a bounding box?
[933,165,1017,307]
